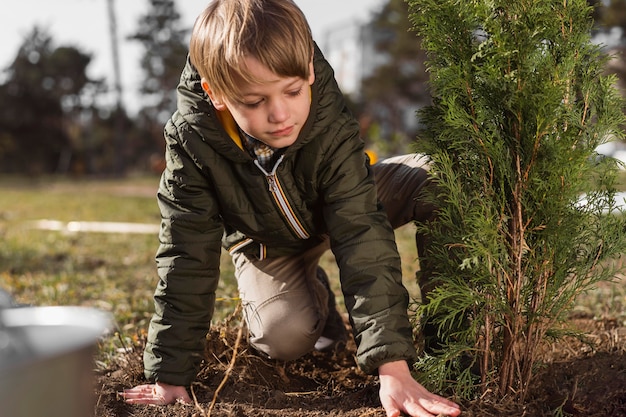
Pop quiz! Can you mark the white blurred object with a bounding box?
[0,306,112,417]
[31,219,159,234]
[596,141,626,169]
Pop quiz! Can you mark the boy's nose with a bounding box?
[268,99,289,123]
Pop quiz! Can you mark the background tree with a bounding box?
[129,0,189,125]
[359,0,430,156]
[593,0,626,35]
[409,0,626,404]
[127,0,189,173]
[589,0,626,96]
[0,27,101,174]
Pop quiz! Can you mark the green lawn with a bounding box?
[0,176,418,325]
[1,176,623,356]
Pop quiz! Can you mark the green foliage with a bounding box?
[360,0,430,156]
[363,0,429,103]
[129,0,189,125]
[408,0,626,400]
[0,27,102,174]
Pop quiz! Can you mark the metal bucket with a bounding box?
[0,306,111,417]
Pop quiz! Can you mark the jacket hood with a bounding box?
[174,44,349,162]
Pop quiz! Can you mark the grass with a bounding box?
[0,176,624,356]
[0,177,160,329]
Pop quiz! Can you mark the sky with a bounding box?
[0,0,385,112]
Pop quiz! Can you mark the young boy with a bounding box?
[123,1,461,416]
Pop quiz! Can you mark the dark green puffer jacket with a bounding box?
[144,46,417,386]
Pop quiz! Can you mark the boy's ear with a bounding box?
[201,79,227,111]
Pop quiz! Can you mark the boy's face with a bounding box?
[204,56,315,149]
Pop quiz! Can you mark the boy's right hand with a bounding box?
[122,382,191,405]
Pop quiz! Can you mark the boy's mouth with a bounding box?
[270,126,294,137]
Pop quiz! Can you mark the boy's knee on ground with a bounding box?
[244,291,323,361]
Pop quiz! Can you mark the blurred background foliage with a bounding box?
[0,0,625,177]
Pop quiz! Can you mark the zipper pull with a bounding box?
[267,174,278,193]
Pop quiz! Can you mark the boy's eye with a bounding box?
[239,87,303,108]
[242,100,263,108]
[288,88,303,97]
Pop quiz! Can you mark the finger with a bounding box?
[119,388,154,399]
[419,397,461,416]
[382,407,401,417]
[403,402,435,417]
[406,400,460,417]
[121,391,163,405]
[120,391,152,400]
[124,394,168,405]
[379,396,402,417]
[120,389,167,405]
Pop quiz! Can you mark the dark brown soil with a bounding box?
[94,317,626,417]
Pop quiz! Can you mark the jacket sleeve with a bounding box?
[313,50,417,374]
[143,119,224,386]
[322,133,418,374]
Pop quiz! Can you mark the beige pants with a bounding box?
[233,154,434,360]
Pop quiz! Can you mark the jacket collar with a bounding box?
[175,43,347,161]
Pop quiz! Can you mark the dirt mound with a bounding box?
[95,318,626,417]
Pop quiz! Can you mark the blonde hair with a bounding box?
[190,0,314,102]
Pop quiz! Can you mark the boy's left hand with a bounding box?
[121,382,191,405]
[378,360,461,417]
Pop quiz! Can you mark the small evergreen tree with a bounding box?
[408,0,626,401]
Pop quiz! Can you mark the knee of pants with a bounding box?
[244,292,323,361]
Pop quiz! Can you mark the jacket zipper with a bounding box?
[254,155,310,239]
